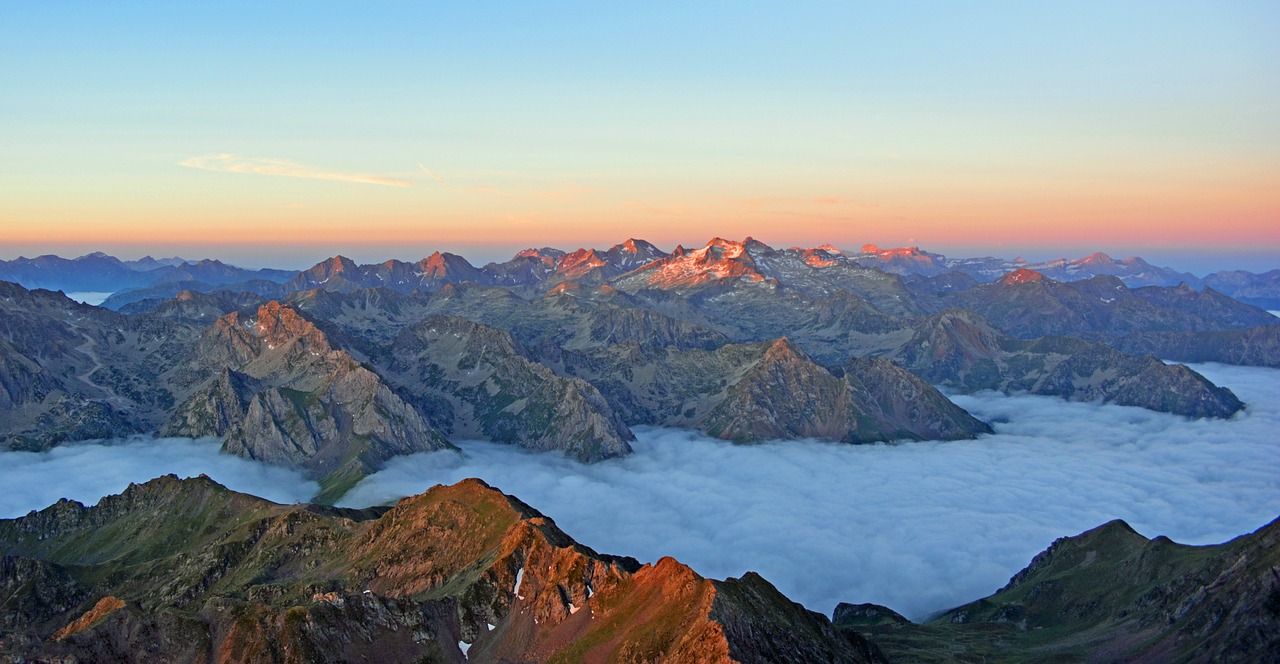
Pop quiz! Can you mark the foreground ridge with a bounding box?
[838,516,1280,663]
[0,475,884,663]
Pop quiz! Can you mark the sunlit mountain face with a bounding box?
[4,1,1278,660]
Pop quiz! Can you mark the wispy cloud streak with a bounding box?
[180,153,412,187]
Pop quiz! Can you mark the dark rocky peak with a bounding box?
[610,238,665,258]
[208,301,331,362]
[308,255,358,278]
[741,236,773,252]
[832,602,910,627]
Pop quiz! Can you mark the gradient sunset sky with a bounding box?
[2,2,1277,271]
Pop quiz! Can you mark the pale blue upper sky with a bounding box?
[2,2,1277,271]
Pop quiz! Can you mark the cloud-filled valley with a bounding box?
[1,362,1277,620]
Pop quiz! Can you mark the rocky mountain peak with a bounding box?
[1077,251,1115,265]
[762,336,806,363]
[999,267,1047,285]
[312,255,357,277]
[247,301,328,351]
[556,248,608,279]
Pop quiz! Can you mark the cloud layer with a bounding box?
[1,364,1276,621]
[180,153,412,187]
[0,436,317,518]
[338,362,1280,620]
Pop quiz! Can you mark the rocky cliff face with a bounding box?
[890,309,1244,418]
[851,517,1280,663]
[380,315,634,462]
[165,301,452,501]
[565,337,990,444]
[0,475,885,664]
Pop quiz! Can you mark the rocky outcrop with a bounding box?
[165,301,452,501]
[890,309,1244,418]
[380,315,634,462]
[0,476,885,664]
[566,337,990,443]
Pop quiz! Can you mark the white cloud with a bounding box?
[2,364,1277,623]
[418,163,449,186]
[0,437,317,518]
[338,363,1280,620]
[179,153,412,187]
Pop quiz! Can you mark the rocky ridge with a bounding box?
[163,301,453,501]
[846,516,1280,662]
[0,475,885,663]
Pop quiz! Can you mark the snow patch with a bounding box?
[513,567,525,599]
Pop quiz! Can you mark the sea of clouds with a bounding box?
[1,362,1277,620]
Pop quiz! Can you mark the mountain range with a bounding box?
[4,237,1276,503]
[3,238,1280,661]
[1,476,1274,662]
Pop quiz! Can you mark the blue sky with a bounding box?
[2,2,1277,271]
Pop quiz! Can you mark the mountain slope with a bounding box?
[164,301,452,501]
[564,337,990,443]
[931,272,1277,340]
[849,517,1280,663]
[0,475,885,664]
[378,315,634,461]
[889,309,1244,418]
[1113,325,1280,368]
[0,281,195,449]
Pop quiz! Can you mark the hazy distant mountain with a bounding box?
[0,476,885,663]
[0,253,295,297]
[100,278,286,310]
[0,253,149,292]
[1203,269,1280,310]
[852,516,1280,662]
[854,245,1205,288]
